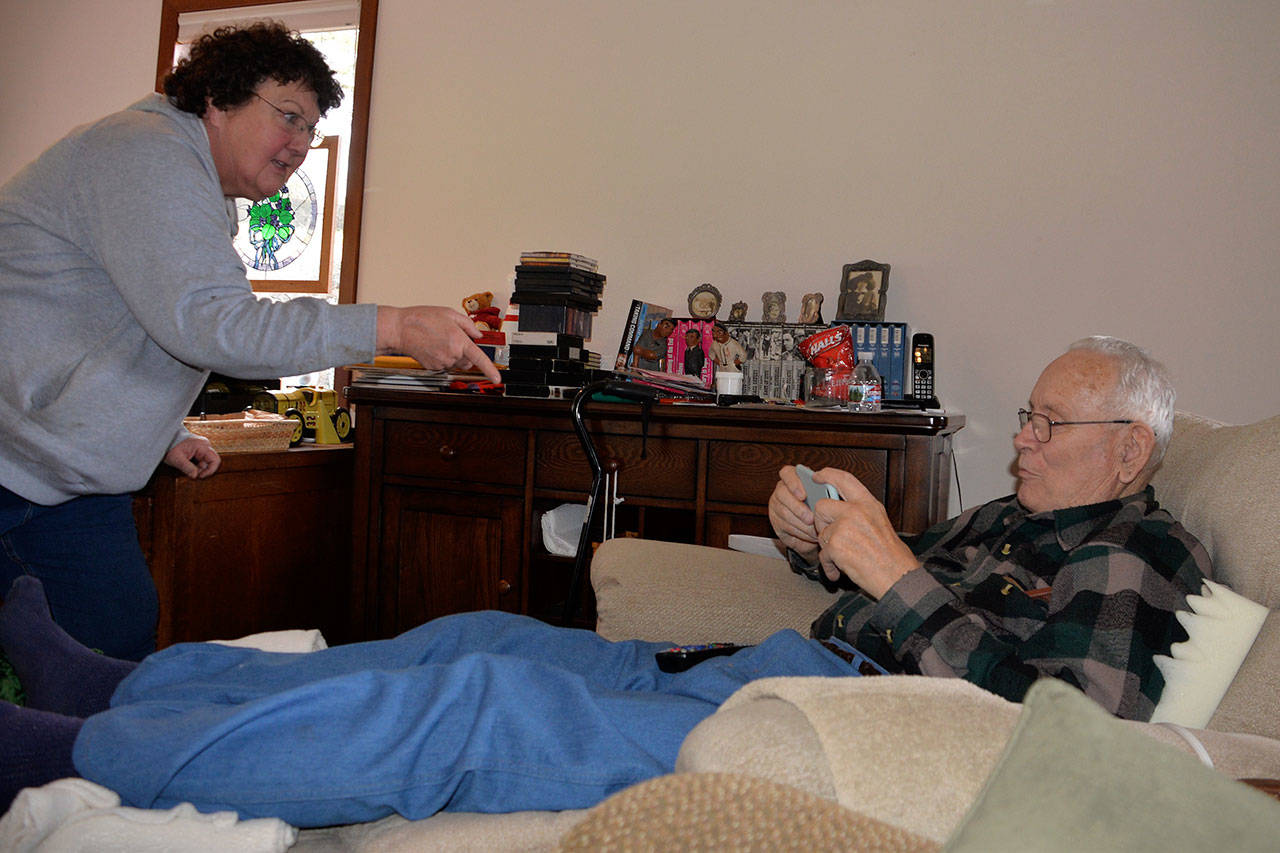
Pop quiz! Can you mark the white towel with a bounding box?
[211,627,328,652]
[0,778,296,853]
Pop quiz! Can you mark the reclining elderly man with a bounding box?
[0,336,1208,827]
[770,334,1208,720]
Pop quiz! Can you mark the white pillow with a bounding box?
[1151,579,1267,728]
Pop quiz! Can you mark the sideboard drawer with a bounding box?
[383,421,526,485]
[706,443,888,505]
[534,432,697,499]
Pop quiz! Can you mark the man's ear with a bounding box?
[1118,422,1156,485]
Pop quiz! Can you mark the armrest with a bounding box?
[591,537,840,644]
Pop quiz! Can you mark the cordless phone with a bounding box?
[911,333,939,408]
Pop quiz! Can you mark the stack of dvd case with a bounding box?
[503,252,611,399]
[508,252,605,338]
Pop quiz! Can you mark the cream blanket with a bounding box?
[716,675,1021,843]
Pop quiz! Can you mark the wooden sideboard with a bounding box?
[348,388,963,638]
[132,444,354,648]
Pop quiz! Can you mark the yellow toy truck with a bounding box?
[250,386,353,446]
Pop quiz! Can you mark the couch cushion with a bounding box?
[1150,413,1280,608]
[942,679,1280,853]
[1207,610,1280,739]
[592,538,838,644]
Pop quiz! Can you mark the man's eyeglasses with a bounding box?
[253,93,324,147]
[1017,409,1134,443]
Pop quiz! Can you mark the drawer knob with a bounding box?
[603,457,624,474]
[498,579,512,595]
[438,445,457,461]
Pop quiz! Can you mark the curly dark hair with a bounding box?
[163,21,342,117]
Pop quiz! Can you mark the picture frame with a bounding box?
[234,136,339,294]
[686,283,722,319]
[835,260,890,323]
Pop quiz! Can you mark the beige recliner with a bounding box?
[583,411,1280,846]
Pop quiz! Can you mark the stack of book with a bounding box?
[503,252,611,399]
[347,356,454,391]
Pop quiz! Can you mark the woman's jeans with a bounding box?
[1,485,156,660]
[75,610,865,827]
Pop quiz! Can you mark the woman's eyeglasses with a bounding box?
[253,93,324,147]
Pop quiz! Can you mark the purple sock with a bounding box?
[0,701,82,813]
[0,576,137,716]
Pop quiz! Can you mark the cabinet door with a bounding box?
[704,511,777,550]
[378,486,522,636]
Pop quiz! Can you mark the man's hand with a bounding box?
[377,305,501,384]
[811,469,920,599]
[767,465,821,564]
[164,436,221,479]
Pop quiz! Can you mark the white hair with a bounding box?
[1067,336,1175,469]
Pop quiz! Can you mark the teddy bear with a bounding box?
[462,292,503,331]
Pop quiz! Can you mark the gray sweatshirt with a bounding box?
[0,95,378,504]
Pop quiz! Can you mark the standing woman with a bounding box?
[0,23,497,660]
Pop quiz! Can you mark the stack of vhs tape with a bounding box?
[503,252,611,399]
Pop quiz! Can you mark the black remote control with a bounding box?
[655,643,748,672]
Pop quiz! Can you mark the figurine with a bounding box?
[682,328,706,377]
[798,292,824,325]
[761,291,786,323]
[687,283,722,319]
[728,301,749,322]
[462,291,503,330]
[709,322,747,370]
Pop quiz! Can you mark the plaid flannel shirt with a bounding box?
[799,486,1210,721]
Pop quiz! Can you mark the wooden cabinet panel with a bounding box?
[383,422,526,485]
[534,432,697,499]
[378,486,521,634]
[706,443,888,506]
[133,445,353,648]
[704,511,777,550]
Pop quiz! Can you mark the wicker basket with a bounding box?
[183,411,296,453]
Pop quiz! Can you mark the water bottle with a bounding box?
[850,352,882,412]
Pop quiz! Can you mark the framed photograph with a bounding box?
[835,260,890,323]
[686,283,722,319]
[234,136,339,294]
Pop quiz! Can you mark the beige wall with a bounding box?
[4,0,1278,511]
